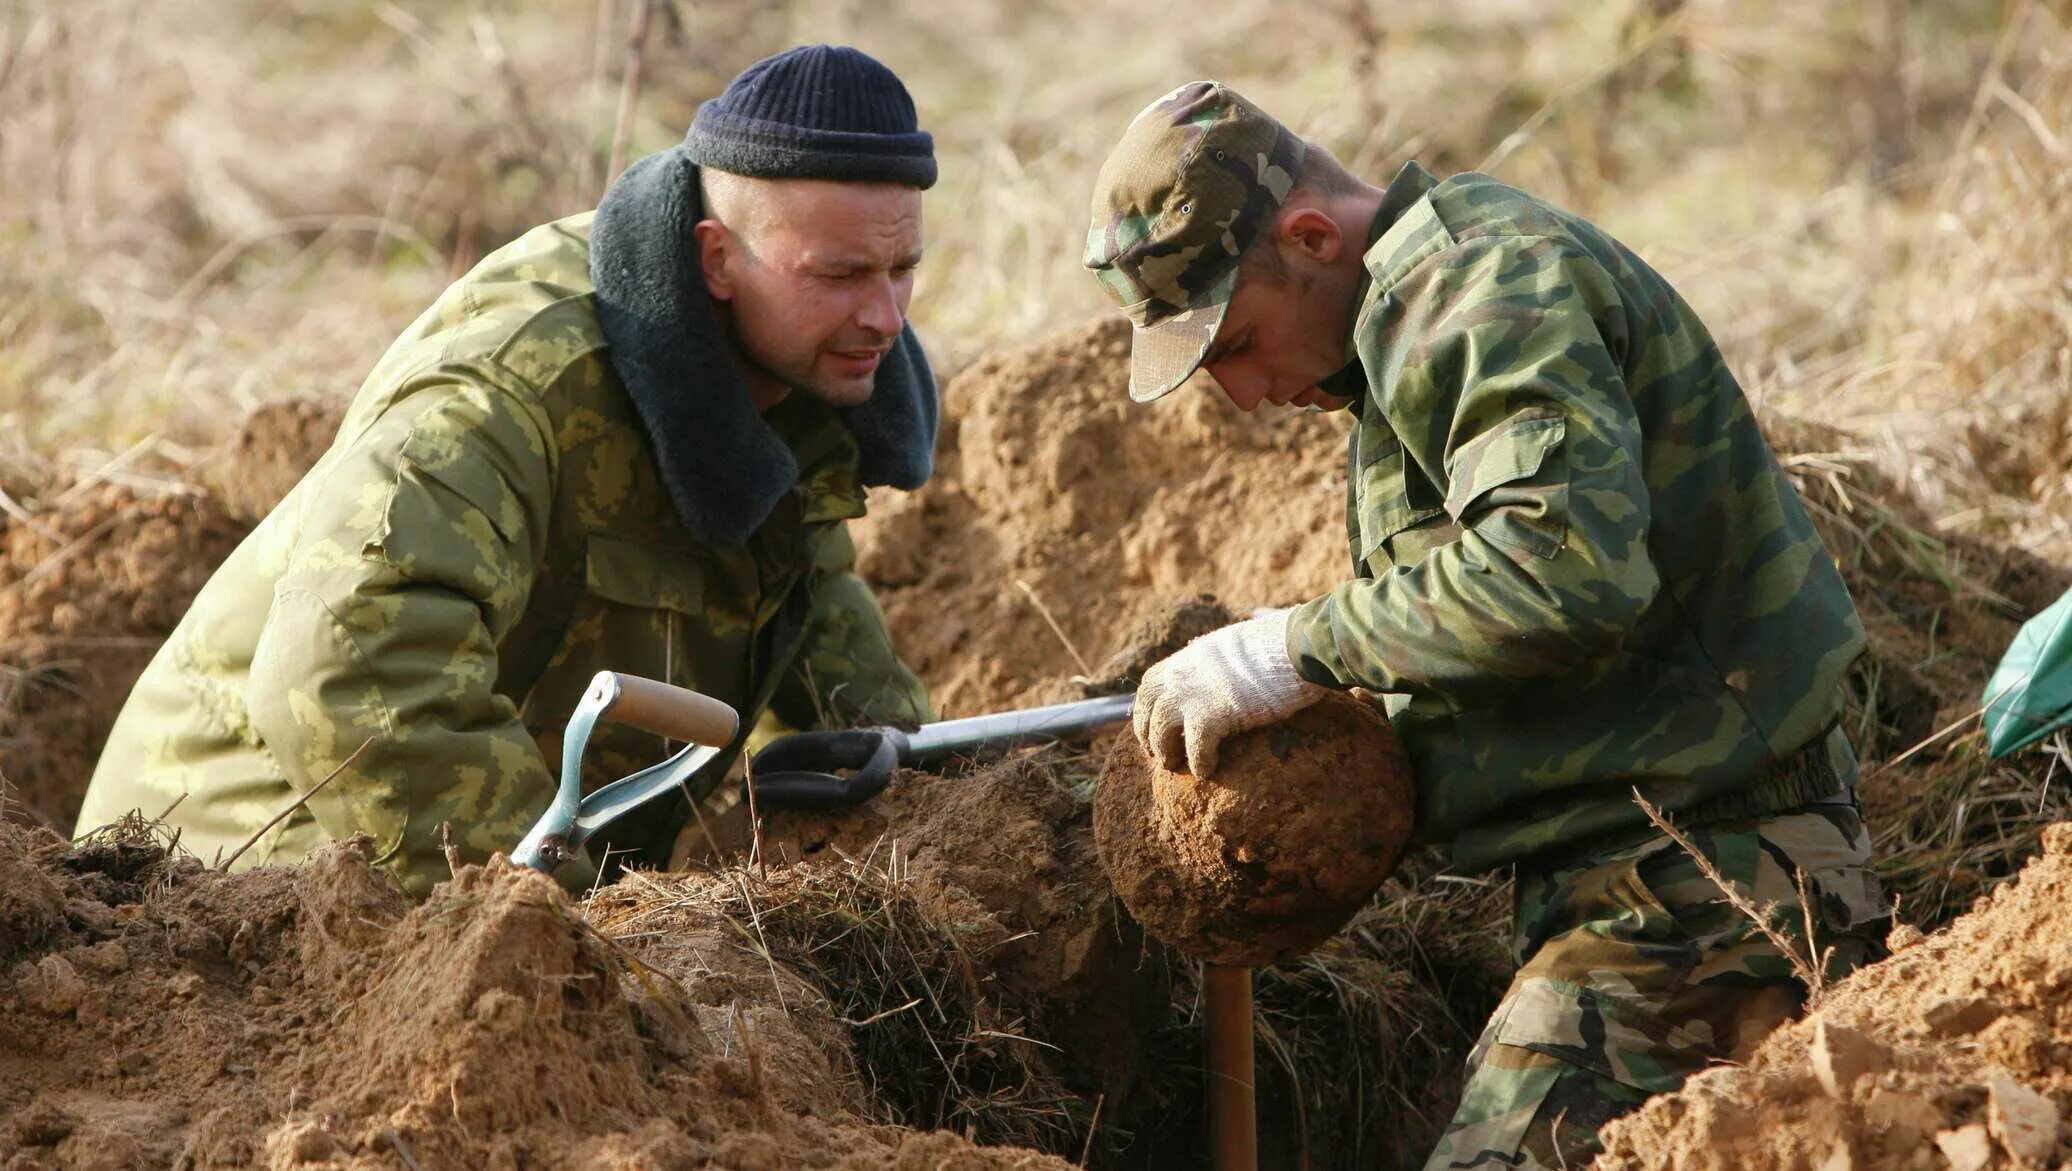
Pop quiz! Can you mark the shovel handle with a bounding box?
[597,672,739,747]
[1205,964,1258,1171]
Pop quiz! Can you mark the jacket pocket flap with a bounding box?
[584,532,703,614]
[1444,414,1569,559]
[1445,414,1565,519]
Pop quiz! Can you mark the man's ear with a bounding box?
[1278,206,1344,267]
[693,219,736,302]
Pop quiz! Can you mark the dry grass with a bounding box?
[600,844,1093,1154]
[3,1,2066,547]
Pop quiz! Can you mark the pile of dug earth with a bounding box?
[2,317,2069,1169]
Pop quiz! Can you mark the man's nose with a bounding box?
[1209,365,1267,412]
[855,275,904,337]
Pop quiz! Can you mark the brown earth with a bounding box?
[4,321,2070,1169]
[1095,691,1415,967]
[852,317,1351,717]
[1595,822,2072,1171]
[198,397,347,524]
[0,735,1505,1170]
[0,486,248,831]
[0,816,1073,1171]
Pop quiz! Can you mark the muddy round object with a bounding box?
[1094,691,1415,967]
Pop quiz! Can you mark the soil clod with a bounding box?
[1095,691,1415,967]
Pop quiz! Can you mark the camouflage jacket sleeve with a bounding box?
[245,374,555,897]
[1287,236,1661,708]
[766,522,936,732]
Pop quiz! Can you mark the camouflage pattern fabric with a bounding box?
[1282,161,1868,871]
[1424,801,1888,1170]
[1081,81,1305,402]
[75,214,933,897]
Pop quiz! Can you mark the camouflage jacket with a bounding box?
[1287,163,1867,873]
[78,214,934,896]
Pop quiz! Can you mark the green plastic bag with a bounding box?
[1984,589,2072,758]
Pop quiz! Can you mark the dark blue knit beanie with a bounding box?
[682,45,935,189]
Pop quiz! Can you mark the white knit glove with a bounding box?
[1133,608,1331,778]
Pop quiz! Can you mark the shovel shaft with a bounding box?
[902,692,1133,761]
[1205,964,1258,1171]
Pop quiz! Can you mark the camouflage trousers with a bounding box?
[1422,799,1888,1171]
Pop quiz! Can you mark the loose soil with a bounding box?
[0,817,1073,1171]
[852,318,1351,716]
[3,320,2070,1168]
[0,486,248,830]
[1095,691,1415,967]
[1595,823,2072,1171]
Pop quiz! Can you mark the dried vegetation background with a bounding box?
[1,1,2071,1168]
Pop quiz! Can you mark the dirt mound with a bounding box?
[853,318,1349,716]
[0,816,1074,1170]
[1595,822,2072,1171]
[1096,692,1415,966]
[0,739,1507,1171]
[0,485,247,831]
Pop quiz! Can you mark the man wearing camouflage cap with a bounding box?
[78,46,938,897]
[1087,82,1889,1167]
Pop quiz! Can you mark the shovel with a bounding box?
[511,670,741,873]
[746,691,1134,810]
[513,674,1134,871]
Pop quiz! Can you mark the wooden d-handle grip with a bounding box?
[600,672,739,747]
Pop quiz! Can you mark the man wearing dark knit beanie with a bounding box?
[79,46,943,898]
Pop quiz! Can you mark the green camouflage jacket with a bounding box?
[78,214,933,896]
[1287,163,1867,873]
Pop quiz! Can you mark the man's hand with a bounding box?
[1133,608,1332,777]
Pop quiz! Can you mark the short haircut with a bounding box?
[1238,140,1358,286]
[698,167,771,255]
[1293,142,1359,198]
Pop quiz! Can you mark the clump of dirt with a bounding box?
[853,318,1349,716]
[1594,822,2072,1171]
[1095,692,1415,967]
[0,816,1076,1170]
[0,485,247,831]
[1059,593,1236,701]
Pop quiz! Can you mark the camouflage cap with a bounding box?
[1083,81,1306,402]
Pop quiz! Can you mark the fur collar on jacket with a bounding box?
[589,147,937,547]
